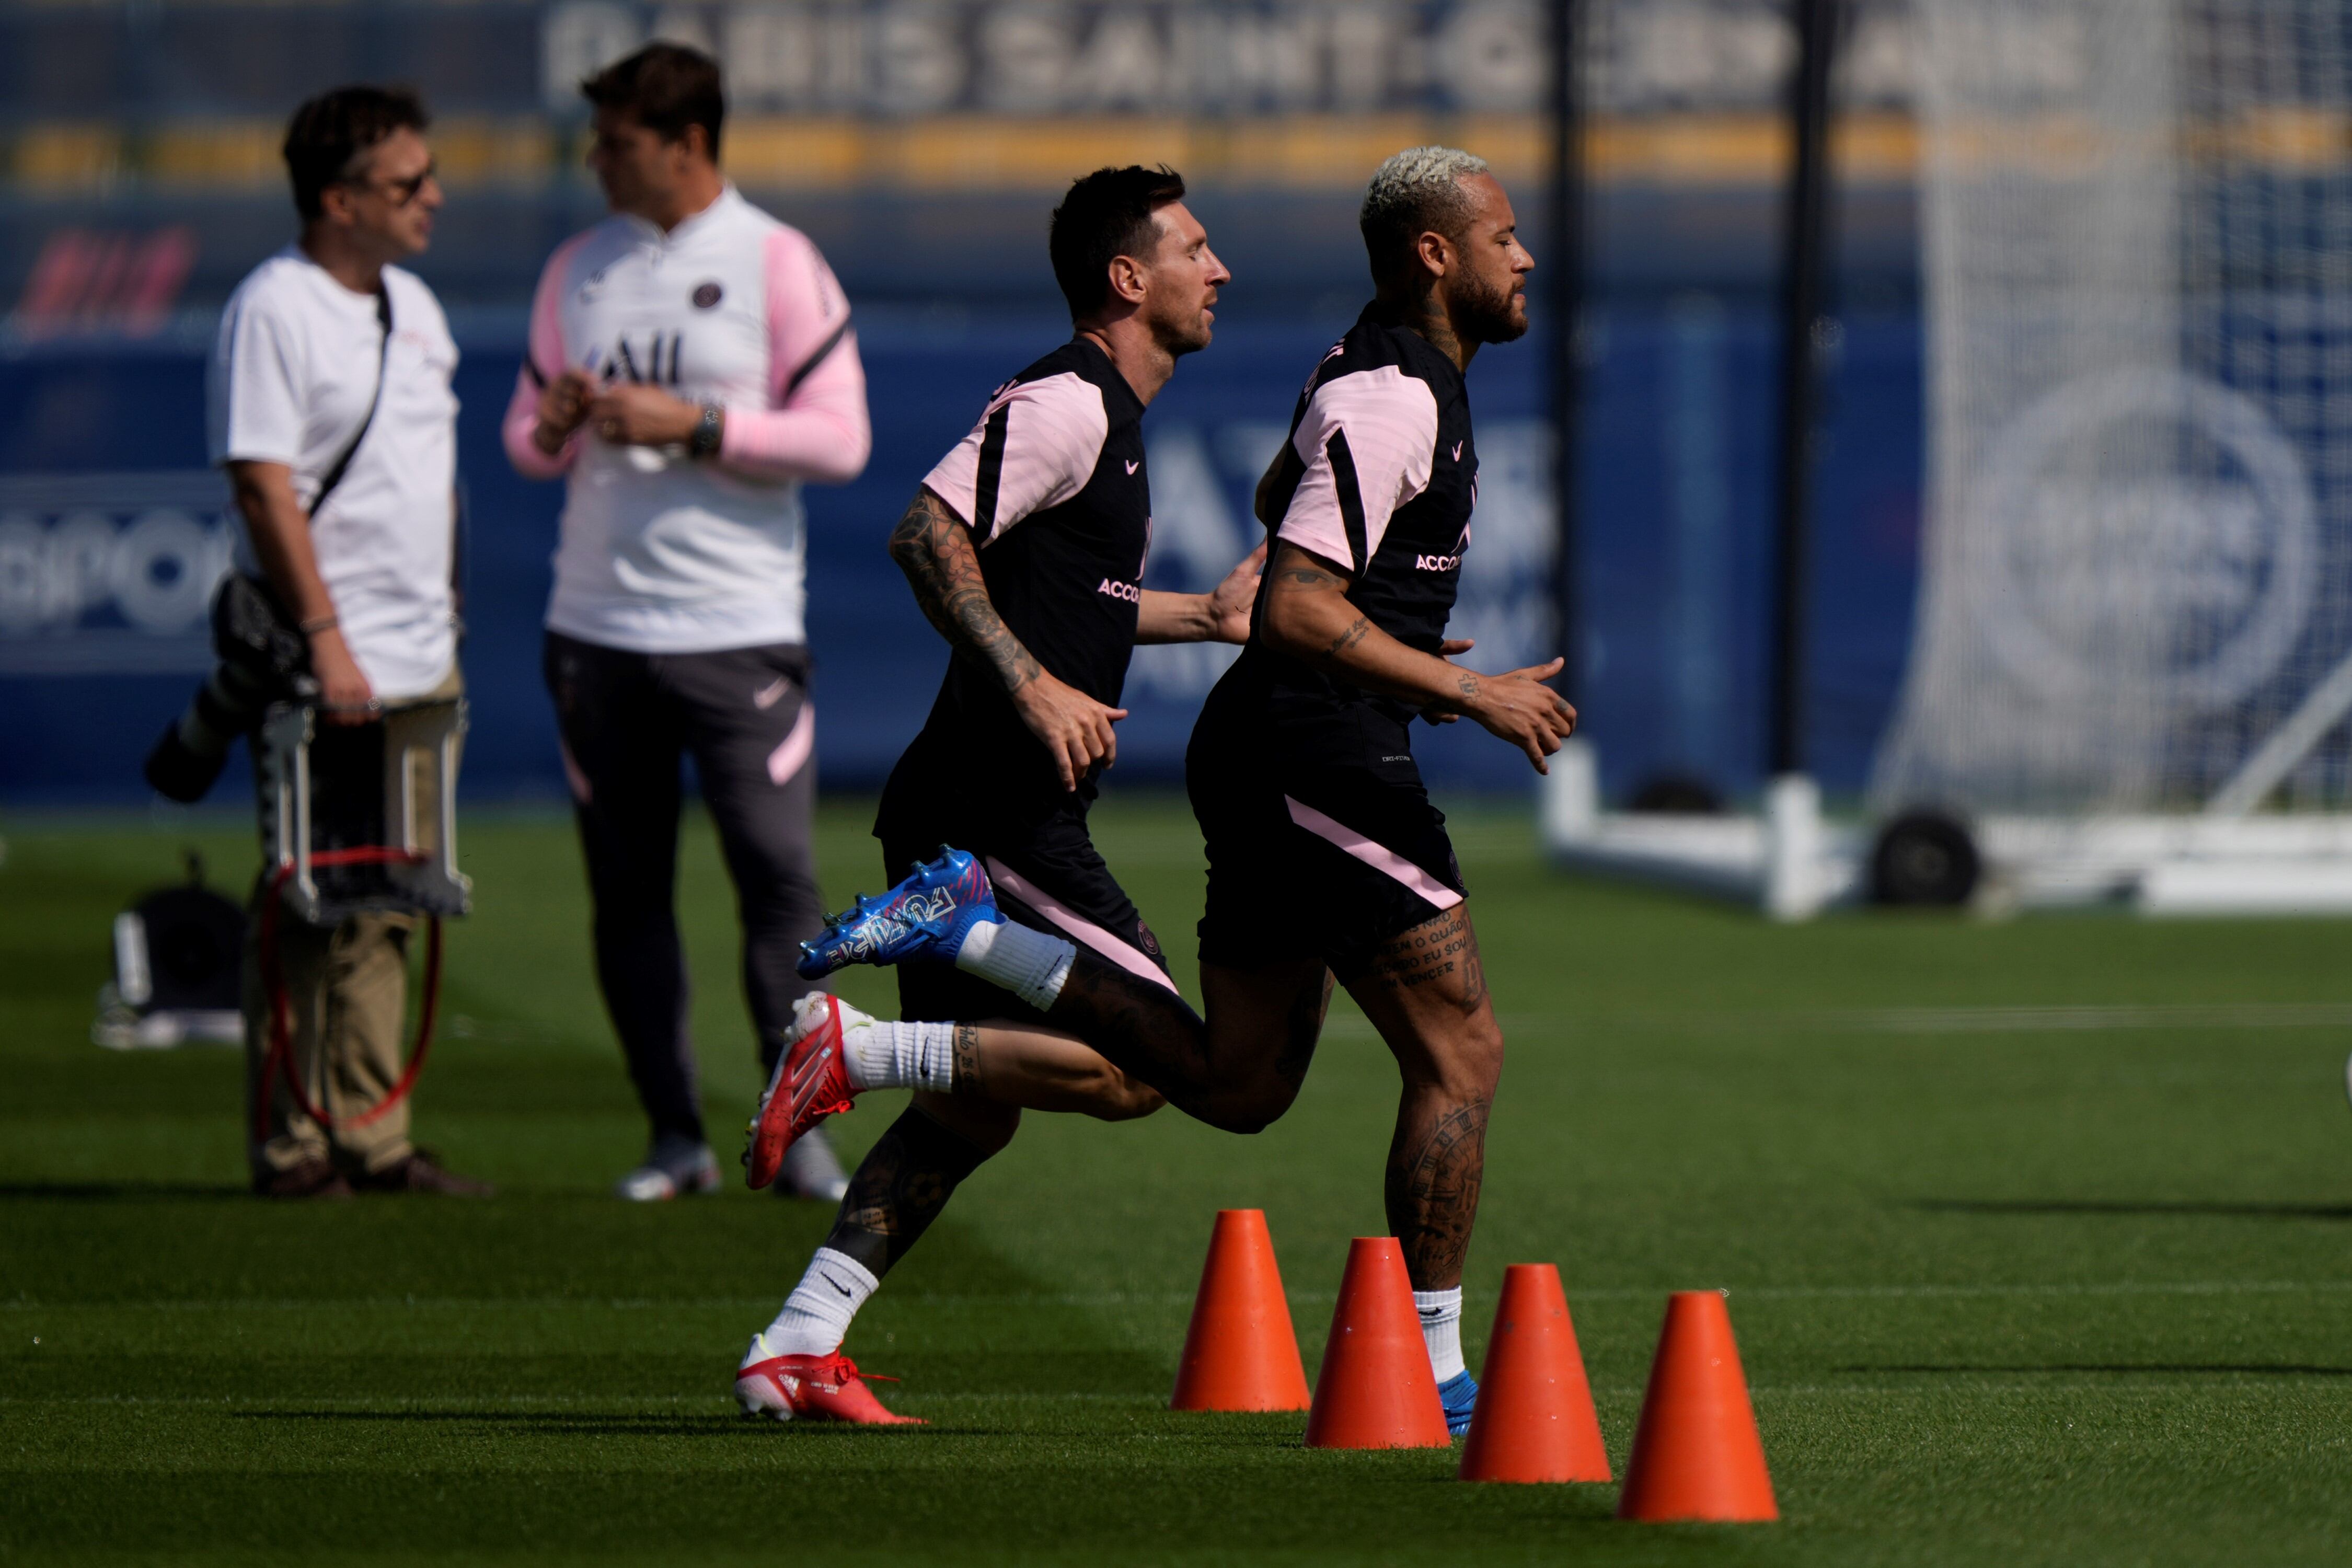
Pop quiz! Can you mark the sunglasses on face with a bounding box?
[339,160,437,208]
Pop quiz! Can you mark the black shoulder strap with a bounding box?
[310,284,393,516]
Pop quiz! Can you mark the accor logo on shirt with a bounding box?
[1415,525,1471,573]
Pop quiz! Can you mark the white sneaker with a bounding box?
[614,1141,721,1202]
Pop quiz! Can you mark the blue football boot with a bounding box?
[1437,1369,1480,1437]
[795,847,1002,980]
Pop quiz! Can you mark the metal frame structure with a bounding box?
[258,698,472,927]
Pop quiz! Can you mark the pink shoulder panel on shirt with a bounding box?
[500,230,596,480]
[922,371,1109,543]
[1276,364,1439,572]
[714,226,870,483]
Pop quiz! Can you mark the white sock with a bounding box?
[839,1016,958,1093]
[1415,1287,1467,1382]
[758,1247,879,1359]
[953,918,1076,1011]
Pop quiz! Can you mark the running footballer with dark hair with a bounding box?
[730,165,1261,1424]
[785,147,1573,1436]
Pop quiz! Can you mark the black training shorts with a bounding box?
[877,795,1175,1026]
[1186,689,1466,979]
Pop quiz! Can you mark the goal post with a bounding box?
[1869,0,2352,910]
[1546,0,2352,916]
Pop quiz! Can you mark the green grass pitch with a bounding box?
[4,793,2351,1565]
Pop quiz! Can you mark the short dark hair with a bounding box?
[283,86,429,222]
[1048,166,1187,320]
[581,43,725,162]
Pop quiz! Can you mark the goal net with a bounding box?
[1874,0,2352,820]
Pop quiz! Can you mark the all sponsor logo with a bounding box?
[590,330,685,386]
[1097,577,1142,603]
[0,471,234,674]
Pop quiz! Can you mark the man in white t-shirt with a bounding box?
[502,45,869,1202]
[208,86,488,1198]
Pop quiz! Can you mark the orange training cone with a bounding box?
[1170,1209,1312,1411]
[1303,1237,1450,1449]
[1616,1291,1778,1522]
[1458,1263,1611,1483]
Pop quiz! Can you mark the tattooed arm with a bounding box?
[889,485,1126,791]
[1258,541,1576,774]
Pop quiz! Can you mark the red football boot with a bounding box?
[735,1337,924,1425]
[744,993,857,1190]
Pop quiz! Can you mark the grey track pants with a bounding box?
[543,630,828,1148]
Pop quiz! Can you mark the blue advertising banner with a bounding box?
[0,301,1921,806]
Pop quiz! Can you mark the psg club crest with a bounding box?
[691,281,723,309]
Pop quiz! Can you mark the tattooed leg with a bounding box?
[821,1096,1010,1278]
[1342,904,1504,1291]
[1383,1096,1492,1289]
[751,1094,1015,1365]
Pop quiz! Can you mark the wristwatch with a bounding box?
[688,401,723,458]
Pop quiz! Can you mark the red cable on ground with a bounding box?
[251,848,444,1145]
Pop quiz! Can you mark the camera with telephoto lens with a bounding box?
[143,575,319,804]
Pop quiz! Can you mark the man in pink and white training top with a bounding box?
[501,43,868,1203]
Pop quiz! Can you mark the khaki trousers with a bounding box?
[243,666,462,1178]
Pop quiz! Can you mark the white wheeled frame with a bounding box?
[1538,739,2352,921]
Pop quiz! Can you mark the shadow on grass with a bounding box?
[231,1409,1022,1437]
[1844,1363,2352,1377]
[1912,1197,2352,1220]
[0,1182,248,1202]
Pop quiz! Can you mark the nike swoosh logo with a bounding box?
[753,677,790,710]
[1125,459,1139,475]
[1450,441,1463,461]
[820,1272,853,1298]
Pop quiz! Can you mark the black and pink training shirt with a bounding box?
[884,335,1152,824]
[1236,304,1478,729]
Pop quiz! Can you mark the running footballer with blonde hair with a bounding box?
[781,147,1572,1435]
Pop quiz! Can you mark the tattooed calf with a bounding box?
[1386,1097,1491,1288]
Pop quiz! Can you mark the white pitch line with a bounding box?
[1319,1002,2352,1039]
[1828,1002,2352,1034]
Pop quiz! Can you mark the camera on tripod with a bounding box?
[143,572,470,925]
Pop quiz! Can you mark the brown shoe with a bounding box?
[353,1149,495,1197]
[253,1158,353,1199]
